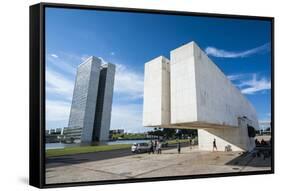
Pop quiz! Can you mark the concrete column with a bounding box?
[143,56,170,126]
[170,42,198,124]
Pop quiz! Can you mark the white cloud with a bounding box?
[46,100,71,121]
[205,43,270,58]
[228,73,271,94]
[110,104,149,133]
[227,73,249,81]
[240,75,271,94]
[114,63,144,99]
[47,54,76,75]
[97,57,144,100]
[46,68,75,101]
[51,54,58,58]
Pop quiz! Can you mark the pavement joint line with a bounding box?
[68,164,133,179]
[133,164,179,178]
[132,155,198,178]
[93,168,133,179]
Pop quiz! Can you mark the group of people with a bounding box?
[148,140,162,154]
[149,138,217,154]
[255,138,269,146]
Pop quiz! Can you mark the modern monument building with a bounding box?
[143,41,258,151]
[66,56,115,143]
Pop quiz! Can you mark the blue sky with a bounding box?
[45,7,272,132]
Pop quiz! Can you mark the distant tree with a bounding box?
[265,127,271,132]
[181,129,197,138]
[162,128,176,139]
[154,128,164,139]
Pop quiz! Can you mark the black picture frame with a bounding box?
[30,2,275,188]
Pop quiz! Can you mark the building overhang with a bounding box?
[144,121,238,130]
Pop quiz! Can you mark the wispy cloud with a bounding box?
[228,73,271,94]
[46,100,71,121]
[240,75,271,94]
[46,68,75,101]
[96,57,144,100]
[227,73,249,81]
[114,64,144,99]
[46,100,71,129]
[51,54,58,58]
[111,104,148,133]
[205,43,270,58]
[47,53,76,75]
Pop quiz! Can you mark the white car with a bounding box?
[131,142,150,153]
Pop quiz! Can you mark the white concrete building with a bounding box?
[143,56,170,126]
[143,41,258,151]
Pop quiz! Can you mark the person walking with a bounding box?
[149,140,154,154]
[177,142,181,154]
[189,138,193,150]
[157,141,162,154]
[213,138,217,151]
[156,141,159,154]
[154,140,157,153]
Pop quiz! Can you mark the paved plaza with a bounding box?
[46,146,271,184]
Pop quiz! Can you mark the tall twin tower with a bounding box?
[66,56,115,144]
[143,41,259,151]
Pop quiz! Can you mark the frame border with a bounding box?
[29,2,274,188]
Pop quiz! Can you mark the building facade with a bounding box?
[143,41,258,151]
[66,56,115,143]
[143,56,170,126]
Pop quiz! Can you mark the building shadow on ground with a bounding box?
[225,147,272,168]
[46,144,185,169]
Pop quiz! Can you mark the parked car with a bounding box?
[131,142,150,153]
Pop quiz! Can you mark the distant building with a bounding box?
[66,56,115,144]
[45,128,63,143]
[62,126,83,143]
[110,129,125,134]
[49,129,56,134]
[259,121,271,134]
[55,128,62,134]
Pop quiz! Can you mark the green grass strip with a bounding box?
[46,144,131,157]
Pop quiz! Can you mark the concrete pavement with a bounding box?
[46,146,271,184]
